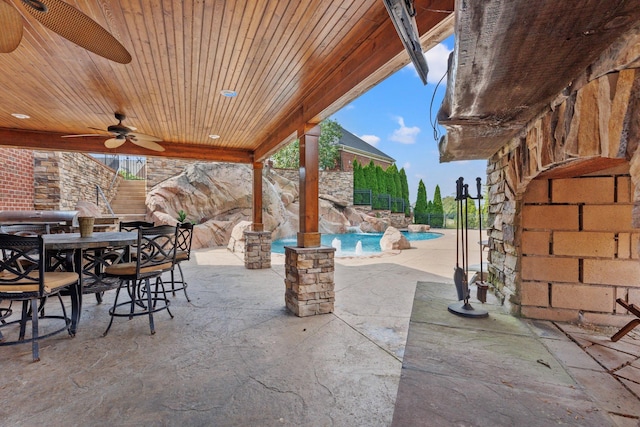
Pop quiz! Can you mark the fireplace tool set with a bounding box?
[448,177,489,318]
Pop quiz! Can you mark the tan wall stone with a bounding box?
[551,177,614,204]
[551,284,614,312]
[552,231,616,258]
[521,231,549,255]
[521,205,579,230]
[521,257,579,283]
[583,259,640,286]
[582,205,633,231]
[520,281,548,307]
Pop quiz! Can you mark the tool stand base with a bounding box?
[448,302,489,318]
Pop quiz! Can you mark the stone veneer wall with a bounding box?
[0,148,35,210]
[486,49,640,326]
[33,151,120,212]
[273,169,353,205]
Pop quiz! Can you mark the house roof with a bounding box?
[338,127,395,164]
[0,1,453,163]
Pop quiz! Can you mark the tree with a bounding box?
[414,179,428,224]
[318,119,341,169]
[431,185,444,228]
[271,139,299,168]
[270,119,341,169]
[353,160,367,204]
[399,168,410,216]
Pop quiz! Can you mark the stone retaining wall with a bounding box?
[33,151,119,212]
[274,168,353,205]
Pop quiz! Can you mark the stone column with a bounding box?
[283,123,336,316]
[244,230,271,269]
[284,246,336,316]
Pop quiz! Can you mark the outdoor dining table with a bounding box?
[42,231,138,335]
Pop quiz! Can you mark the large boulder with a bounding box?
[380,226,411,251]
[227,220,253,253]
[408,224,431,233]
[147,163,299,249]
[360,214,388,233]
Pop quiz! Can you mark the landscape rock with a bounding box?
[380,226,411,251]
[408,224,431,233]
[146,162,408,250]
[227,220,253,253]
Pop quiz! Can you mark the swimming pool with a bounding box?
[271,231,442,257]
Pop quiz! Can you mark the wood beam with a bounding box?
[252,1,453,162]
[0,128,253,163]
[297,123,321,248]
[252,161,264,231]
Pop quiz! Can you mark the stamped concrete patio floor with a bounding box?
[2,230,640,426]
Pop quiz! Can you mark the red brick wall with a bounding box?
[339,152,392,172]
[0,148,35,210]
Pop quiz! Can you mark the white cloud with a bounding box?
[406,42,452,84]
[390,116,420,144]
[343,104,355,110]
[403,162,411,170]
[360,134,380,146]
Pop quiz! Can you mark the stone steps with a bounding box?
[111,180,147,216]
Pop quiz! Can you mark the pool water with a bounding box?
[271,231,442,257]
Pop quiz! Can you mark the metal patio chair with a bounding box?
[167,222,193,302]
[102,225,178,336]
[0,233,78,362]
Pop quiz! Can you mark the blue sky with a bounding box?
[330,36,487,202]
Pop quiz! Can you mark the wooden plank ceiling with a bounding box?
[0,0,453,163]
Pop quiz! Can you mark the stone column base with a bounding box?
[284,246,336,317]
[244,231,271,269]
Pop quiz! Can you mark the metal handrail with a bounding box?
[96,185,115,216]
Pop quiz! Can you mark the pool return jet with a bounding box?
[448,177,489,318]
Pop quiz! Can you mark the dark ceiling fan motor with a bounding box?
[107,113,130,135]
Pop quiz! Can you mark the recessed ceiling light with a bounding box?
[209,134,220,139]
[220,90,237,98]
[11,113,30,119]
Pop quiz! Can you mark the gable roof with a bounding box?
[338,127,395,164]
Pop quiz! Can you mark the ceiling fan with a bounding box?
[63,113,165,152]
[0,0,131,64]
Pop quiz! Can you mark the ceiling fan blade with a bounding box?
[129,138,165,152]
[62,133,106,138]
[0,1,23,53]
[104,136,126,149]
[22,0,132,64]
[130,132,162,142]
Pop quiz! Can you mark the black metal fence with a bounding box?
[91,154,146,180]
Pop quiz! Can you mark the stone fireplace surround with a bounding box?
[486,45,640,326]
